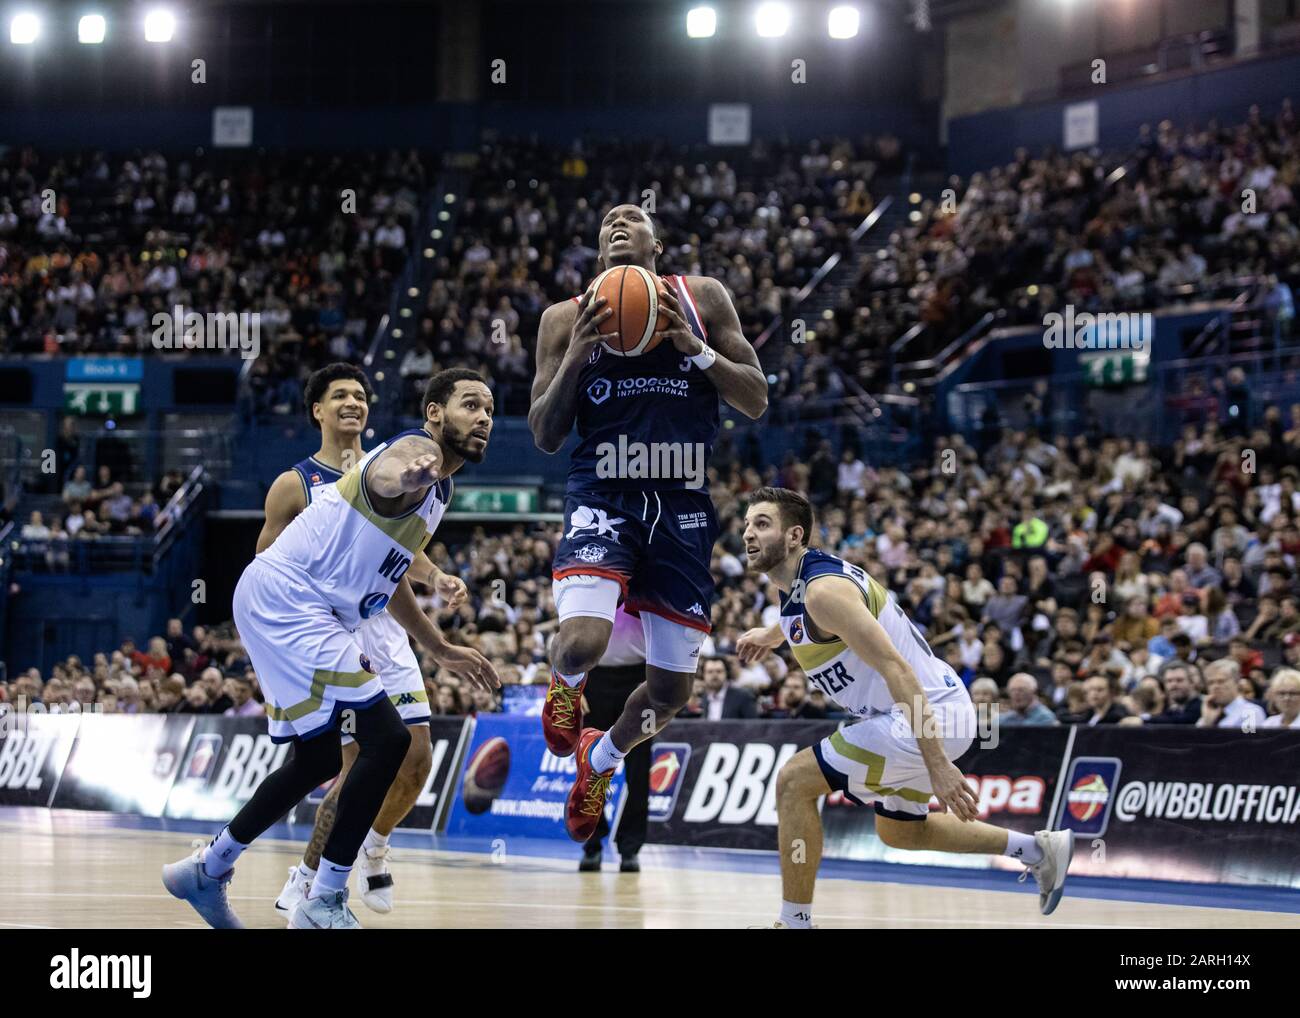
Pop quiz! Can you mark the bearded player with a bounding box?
[162,368,498,929]
[258,363,474,919]
[529,203,767,840]
[737,488,1073,928]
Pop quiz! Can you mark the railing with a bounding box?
[944,346,1300,445]
[9,465,208,576]
[753,196,894,353]
[0,427,22,517]
[0,519,13,675]
[71,427,233,489]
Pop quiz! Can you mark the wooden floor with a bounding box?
[1,811,1294,929]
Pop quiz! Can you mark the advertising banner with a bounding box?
[0,713,81,807]
[164,715,292,822]
[645,719,828,851]
[1060,727,1300,888]
[53,713,194,816]
[443,714,628,841]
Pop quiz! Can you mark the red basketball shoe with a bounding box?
[565,728,615,842]
[542,670,585,757]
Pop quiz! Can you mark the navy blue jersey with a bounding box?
[567,274,719,493]
[292,455,344,505]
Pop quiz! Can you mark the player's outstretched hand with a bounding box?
[398,452,441,493]
[433,572,469,610]
[569,286,615,360]
[928,759,979,822]
[737,625,783,665]
[434,644,500,692]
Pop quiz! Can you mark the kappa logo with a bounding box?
[394,692,419,706]
[566,505,625,542]
[575,543,607,564]
[587,378,612,405]
[688,602,707,618]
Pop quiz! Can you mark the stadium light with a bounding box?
[10,12,39,44]
[79,14,106,44]
[687,6,716,38]
[144,8,174,43]
[828,6,859,39]
[755,3,790,38]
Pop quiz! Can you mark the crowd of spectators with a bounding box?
[7,402,1300,732]
[0,146,429,414]
[393,134,897,416]
[827,101,1300,394]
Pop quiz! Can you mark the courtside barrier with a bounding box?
[2,709,1296,886]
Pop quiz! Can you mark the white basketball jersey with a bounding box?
[779,549,967,718]
[258,428,451,629]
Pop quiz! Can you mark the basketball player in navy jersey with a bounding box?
[530,203,768,840]
[258,363,472,918]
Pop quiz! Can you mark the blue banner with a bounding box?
[444,714,627,841]
[66,357,144,382]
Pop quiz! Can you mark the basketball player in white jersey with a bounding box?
[257,363,473,918]
[736,487,1073,928]
[162,368,499,929]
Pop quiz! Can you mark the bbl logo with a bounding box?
[789,618,804,643]
[1055,756,1122,837]
[647,743,692,822]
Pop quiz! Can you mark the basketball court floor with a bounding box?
[2,807,1296,929]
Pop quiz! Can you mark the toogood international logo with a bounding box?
[1055,756,1122,837]
[587,378,611,404]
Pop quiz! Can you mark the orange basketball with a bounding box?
[592,265,668,357]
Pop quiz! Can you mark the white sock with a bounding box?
[588,732,625,774]
[554,669,586,688]
[201,826,246,878]
[362,828,390,854]
[310,860,351,898]
[1005,830,1043,866]
[296,861,317,881]
[780,900,813,929]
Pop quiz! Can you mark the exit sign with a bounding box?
[1081,350,1149,387]
[63,383,141,415]
[451,486,539,514]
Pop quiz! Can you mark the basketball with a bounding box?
[462,736,511,814]
[592,265,668,357]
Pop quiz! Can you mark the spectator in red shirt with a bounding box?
[130,636,172,675]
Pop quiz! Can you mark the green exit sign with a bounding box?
[1081,350,1149,387]
[63,383,142,415]
[451,486,539,514]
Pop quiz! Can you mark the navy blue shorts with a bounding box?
[553,489,718,632]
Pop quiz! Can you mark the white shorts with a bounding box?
[343,611,430,746]
[552,574,705,672]
[233,559,385,743]
[813,697,977,821]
